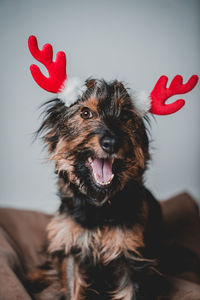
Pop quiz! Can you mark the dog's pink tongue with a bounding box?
[93,158,113,184]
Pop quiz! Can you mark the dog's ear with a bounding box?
[85,79,96,89]
[37,99,67,153]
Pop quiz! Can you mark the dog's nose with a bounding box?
[100,136,118,154]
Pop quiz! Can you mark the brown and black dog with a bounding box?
[27,79,165,300]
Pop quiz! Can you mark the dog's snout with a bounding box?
[100,136,118,154]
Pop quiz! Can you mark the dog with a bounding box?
[27,36,198,300]
[27,78,164,300]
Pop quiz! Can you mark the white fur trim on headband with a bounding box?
[131,90,151,116]
[58,77,87,106]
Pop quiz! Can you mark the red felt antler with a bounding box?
[28,35,67,93]
[150,75,199,115]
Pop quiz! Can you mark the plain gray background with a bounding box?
[0,0,199,213]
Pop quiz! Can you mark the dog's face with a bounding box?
[39,80,149,205]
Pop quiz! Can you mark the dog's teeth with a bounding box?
[93,172,99,183]
[93,172,114,186]
[88,157,93,164]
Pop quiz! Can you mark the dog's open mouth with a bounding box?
[87,157,114,187]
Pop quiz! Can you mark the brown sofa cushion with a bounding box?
[0,192,199,299]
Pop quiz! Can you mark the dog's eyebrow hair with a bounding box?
[67,106,80,118]
[85,128,105,138]
[74,140,91,150]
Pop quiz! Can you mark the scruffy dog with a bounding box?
[29,79,163,300]
[27,36,198,300]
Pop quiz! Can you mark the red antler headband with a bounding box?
[133,74,199,116]
[28,35,86,106]
[28,36,199,115]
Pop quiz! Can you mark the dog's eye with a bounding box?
[80,107,93,119]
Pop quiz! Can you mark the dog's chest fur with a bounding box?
[47,214,145,264]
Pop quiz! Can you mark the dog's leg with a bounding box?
[111,285,134,300]
[110,269,135,300]
[63,256,87,300]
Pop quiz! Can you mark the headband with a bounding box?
[28,35,199,116]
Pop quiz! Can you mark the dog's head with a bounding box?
[38,79,149,205]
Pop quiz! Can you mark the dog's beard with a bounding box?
[73,159,115,206]
[55,141,145,207]
[67,153,131,206]
[54,148,119,205]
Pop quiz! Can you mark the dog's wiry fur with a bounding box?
[28,79,164,299]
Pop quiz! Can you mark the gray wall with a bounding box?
[0,0,199,213]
